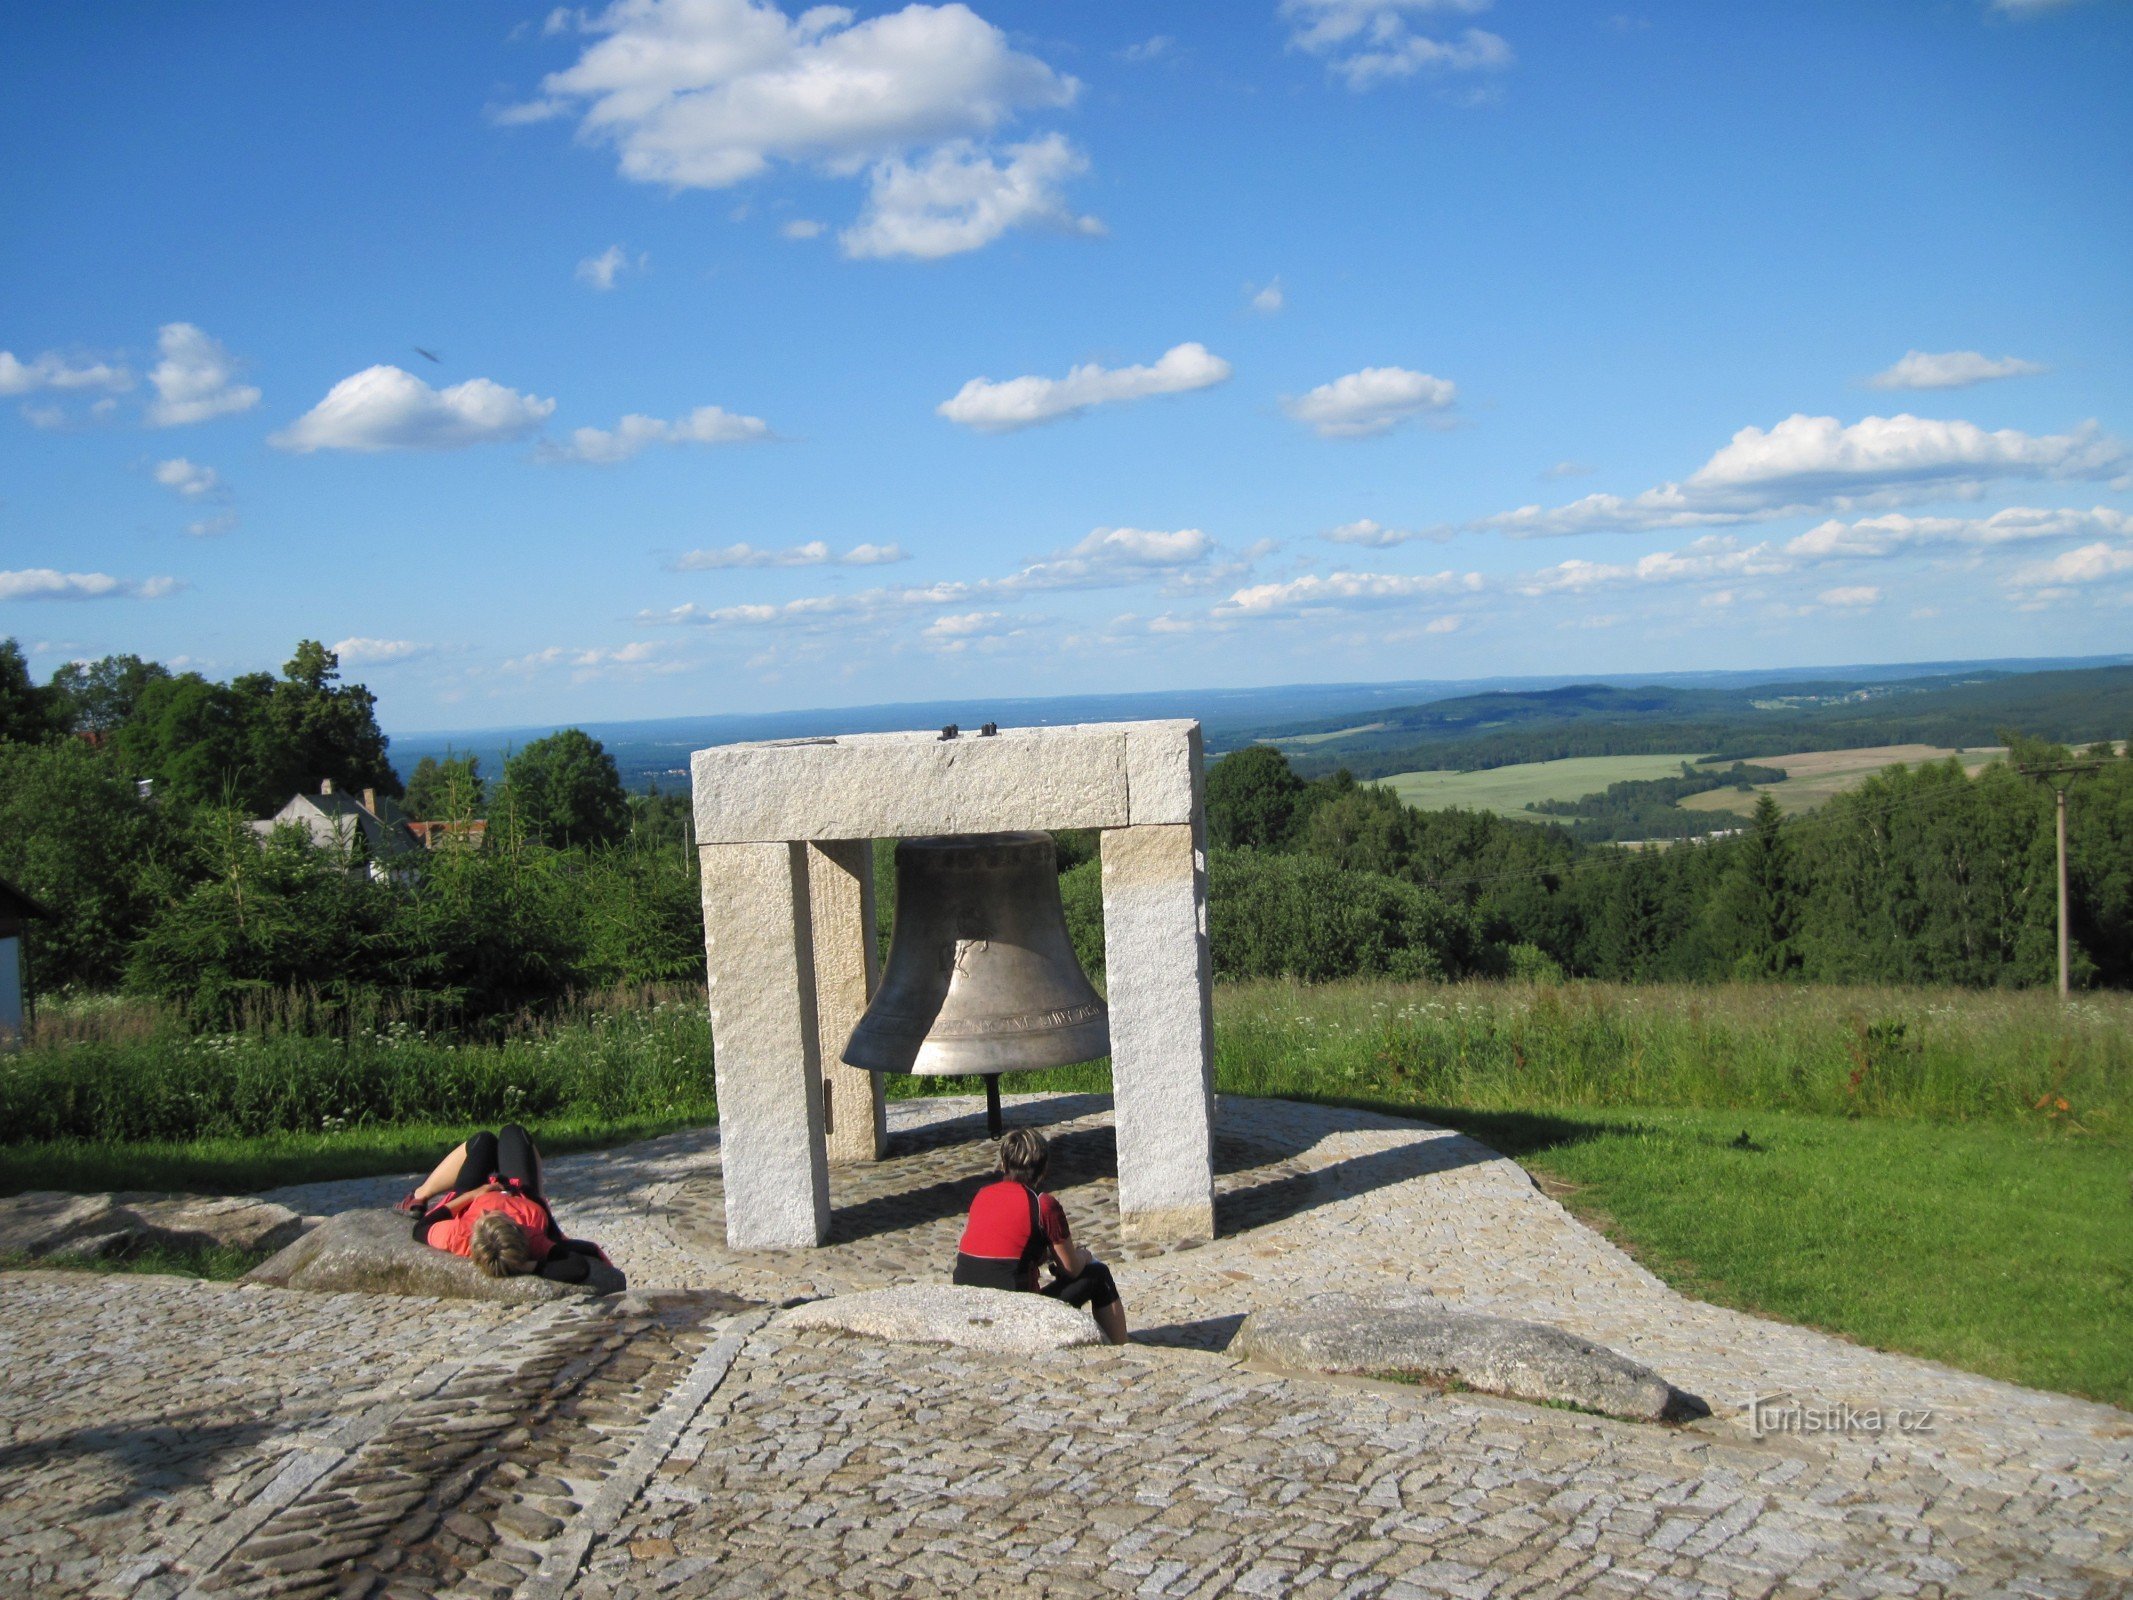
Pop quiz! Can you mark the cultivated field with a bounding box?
[1681,744,2006,817]
[1376,753,1712,818]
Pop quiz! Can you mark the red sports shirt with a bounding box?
[425,1191,555,1263]
[958,1180,1071,1291]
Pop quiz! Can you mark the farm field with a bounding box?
[1680,744,2006,818]
[1376,753,1714,818]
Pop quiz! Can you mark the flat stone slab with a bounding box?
[780,1284,1103,1353]
[0,1190,311,1260]
[1234,1290,1707,1422]
[246,1208,626,1302]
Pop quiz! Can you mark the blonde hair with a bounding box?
[469,1211,537,1278]
[999,1128,1049,1185]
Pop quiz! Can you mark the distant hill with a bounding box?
[386,654,2132,793]
[1262,665,2133,779]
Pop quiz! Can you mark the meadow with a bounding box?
[1376,754,1716,819]
[1680,744,2006,818]
[4,979,2126,1405]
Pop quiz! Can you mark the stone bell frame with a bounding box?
[691,720,1216,1253]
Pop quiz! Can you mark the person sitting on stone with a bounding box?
[952,1127,1127,1344]
[397,1125,610,1282]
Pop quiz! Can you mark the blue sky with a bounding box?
[4,0,2129,734]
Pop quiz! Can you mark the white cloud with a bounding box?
[937,342,1232,433]
[1542,459,1593,479]
[921,609,1031,651]
[0,349,132,397]
[1119,35,1172,63]
[1783,504,2133,560]
[272,366,557,453]
[779,218,825,239]
[153,457,221,499]
[0,569,183,602]
[2008,542,2133,587]
[1217,568,1481,615]
[1423,614,1461,633]
[841,134,1102,260]
[523,0,1089,256]
[186,512,239,538]
[1322,517,1451,547]
[669,539,906,570]
[1866,349,2047,391]
[146,323,259,427]
[575,243,644,289]
[1818,585,1881,607]
[1477,413,2129,536]
[537,403,771,464]
[1282,0,1512,90]
[1283,366,1456,438]
[1991,0,2093,14]
[1248,277,1285,314]
[331,637,436,666]
[501,639,683,680]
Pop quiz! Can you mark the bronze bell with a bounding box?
[842,832,1109,1095]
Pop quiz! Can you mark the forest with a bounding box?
[1260,664,2133,779]
[4,636,2131,1036]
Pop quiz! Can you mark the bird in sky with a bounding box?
[412,347,441,364]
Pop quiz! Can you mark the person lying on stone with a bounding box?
[396,1125,612,1282]
[952,1127,1128,1344]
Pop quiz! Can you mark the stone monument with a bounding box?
[691,720,1215,1252]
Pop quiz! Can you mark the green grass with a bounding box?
[0,1112,714,1197]
[1376,754,1720,819]
[0,1242,269,1281]
[1422,1104,2131,1409]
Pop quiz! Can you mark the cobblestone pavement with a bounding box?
[6,1094,2125,1597]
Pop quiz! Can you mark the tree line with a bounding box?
[0,638,701,1025]
[4,635,2129,1032]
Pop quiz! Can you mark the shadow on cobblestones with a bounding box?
[0,1412,279,1516]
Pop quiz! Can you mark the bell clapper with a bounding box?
[985,1074,1003,1139]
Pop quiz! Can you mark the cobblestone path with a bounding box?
[4,1093,2125,1597]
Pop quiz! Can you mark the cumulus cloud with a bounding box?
[1542,459,1593,480]
[668,540,906,570]
[1282,0,1512,90]
[841,134,1101,260]
[146,323,260,427]
[1217,568,1482,616]
[2008,542,2133,588]
[186,512,239,538]
[0,569,183,602]
[272,366,556,453]
[937,342,1231,433]
[1284,366,1456,438]
[575,243,644,289]
[501,640,683,679]
[0,349,132,397]
[153,457,221,499]
[922,609,1032,651]
[641,524,1221,633]
[1866,349,2047,391]
[1818,585,1881,607]
[1783,504,2133,560]
[537,404,771,463]
[1321,517,1452,547]
[1476,413,2129,536]
[1248,277,1285,314]
[331,637,436,666]
[520,0,1091,257]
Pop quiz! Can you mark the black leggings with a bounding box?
[1042,1260,1120,1313]
[418,1125,564,1245]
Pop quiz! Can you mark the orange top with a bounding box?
[425,1191,555,1262]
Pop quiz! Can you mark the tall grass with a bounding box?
[1210,980,2129,1130]
[5,984,715,1144]
[7,978,2125,1151]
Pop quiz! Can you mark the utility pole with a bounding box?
[2018,760,2106,999]
[2057,786,2069,999]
